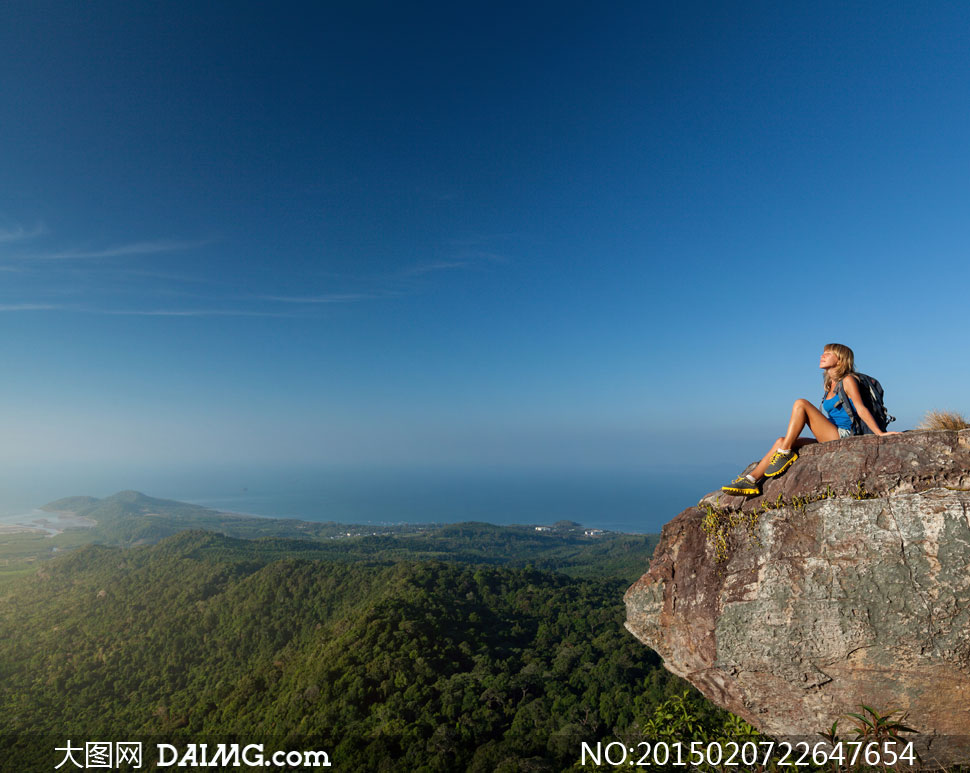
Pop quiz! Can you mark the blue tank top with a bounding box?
[822,394,854,431]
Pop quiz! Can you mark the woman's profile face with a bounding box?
[819,349,839,369]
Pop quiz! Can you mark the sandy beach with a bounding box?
[0,510,96,536]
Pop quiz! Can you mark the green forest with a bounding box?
[0,493,742,772]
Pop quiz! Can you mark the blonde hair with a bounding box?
[823,343,855,391]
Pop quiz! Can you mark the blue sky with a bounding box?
[1,2,969,485]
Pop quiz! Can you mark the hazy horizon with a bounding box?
[0,459,741,534]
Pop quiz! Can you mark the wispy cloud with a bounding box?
[461,250,511,264]
[401,261,472,276]
[258,293,378,304]
[95,308,291,317]
[447,233,522,249]
[113,268,224,285]
[1,230,514,318]
[15,238,212,261]
[0,303,288,317]
[0,223,47,243]
[400,250,509,278]
[0,303,60,312]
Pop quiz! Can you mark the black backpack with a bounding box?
[825,373,896,435]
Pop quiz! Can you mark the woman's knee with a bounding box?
[793,398,812,411]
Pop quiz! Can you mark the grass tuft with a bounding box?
[918,410,970,431]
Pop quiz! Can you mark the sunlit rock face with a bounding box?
[625,430,970,767]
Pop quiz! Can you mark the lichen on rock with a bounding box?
[625,429,970,767]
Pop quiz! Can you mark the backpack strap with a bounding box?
[825,373,895,435]
[833,378,864,435]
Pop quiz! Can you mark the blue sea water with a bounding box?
[0,464,734,535]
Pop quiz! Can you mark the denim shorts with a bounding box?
[838,427,852,439]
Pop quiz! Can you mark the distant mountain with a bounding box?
[41,495,100,512]
[36,489,349,548]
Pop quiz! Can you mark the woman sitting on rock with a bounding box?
[722,343,898,497]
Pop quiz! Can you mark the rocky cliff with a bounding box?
[625,430,970,767]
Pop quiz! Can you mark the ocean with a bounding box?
[0,464,734,535]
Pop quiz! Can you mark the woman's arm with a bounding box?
[842,375,898,436]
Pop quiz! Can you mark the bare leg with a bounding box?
[749,399,840,480]
[781,399,840,448]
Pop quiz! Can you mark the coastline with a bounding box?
[0,510,97,536]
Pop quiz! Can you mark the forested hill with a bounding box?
[4,490,659,582]
[0,531,727,771]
